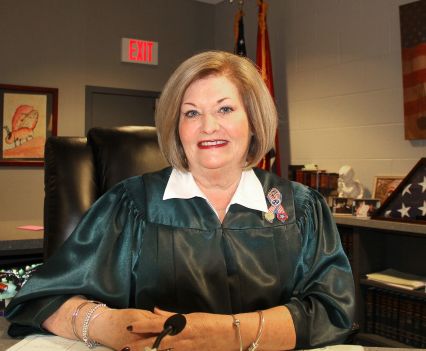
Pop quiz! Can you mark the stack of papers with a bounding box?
[6,334,364,351]
[6,334,112,350]
[366,268,426,290]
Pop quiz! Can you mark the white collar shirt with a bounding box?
[163,168,268,218]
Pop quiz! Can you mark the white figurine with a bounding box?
[337,165,364,199]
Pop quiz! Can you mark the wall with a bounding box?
[0,0,214,224]
[2,0,426,226]
[215,0,426,196]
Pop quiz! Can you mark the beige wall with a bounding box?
[0,0,214,224]
[1,0,426,226]
[215,0,426,197]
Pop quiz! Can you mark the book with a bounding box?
[365,287,375,333]
[364,287,426,347]
[366,268,426,290]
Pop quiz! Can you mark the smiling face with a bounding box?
[178,74,251,175]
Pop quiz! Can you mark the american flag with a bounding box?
[399,0,426,140]
[234,8,246,57]
[376,159,426,222]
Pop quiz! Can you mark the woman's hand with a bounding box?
[124,306,296,351]
[43,297,295,351]
[124,308,235,351]
[90,308,166,351]
[42,297,167,351]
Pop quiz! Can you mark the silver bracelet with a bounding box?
[247,310,264,351]
[82,302,106,349]
[232,314,243,351]
[72,300,95,340]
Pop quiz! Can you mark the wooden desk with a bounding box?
[0,221,44,267]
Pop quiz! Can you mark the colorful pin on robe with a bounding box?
[265,187,288,223]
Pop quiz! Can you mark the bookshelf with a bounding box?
[334,216,426,348]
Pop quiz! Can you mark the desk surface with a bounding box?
[0,221,44,268]
[0,221,43,252]
[0,317,425,351]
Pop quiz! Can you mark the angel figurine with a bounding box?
[337,165,364,199]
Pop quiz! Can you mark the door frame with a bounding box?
[85,85,160,134]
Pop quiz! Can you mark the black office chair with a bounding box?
[43,126,168,259]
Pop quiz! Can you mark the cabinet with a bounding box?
[335,216,426,348]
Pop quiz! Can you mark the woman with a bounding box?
[6,51,354,351]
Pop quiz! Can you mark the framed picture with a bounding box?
[332,197,354,215]
[372,176,404,205]
[353,199,381,218]
[0,84,58,166]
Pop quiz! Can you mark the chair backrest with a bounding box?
[43,126,168,259]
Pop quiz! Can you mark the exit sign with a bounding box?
[121,38,158,65]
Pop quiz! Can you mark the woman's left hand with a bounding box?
[125,308,234,351]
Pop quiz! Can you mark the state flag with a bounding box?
[256,0,281,176]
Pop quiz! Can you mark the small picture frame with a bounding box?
[0,84,58,166]
[372,176,404,205]
[353,199,381,218]
[332,197,354,215]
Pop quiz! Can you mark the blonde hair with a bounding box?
[155,50,277,171]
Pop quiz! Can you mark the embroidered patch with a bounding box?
[265,187,288,223]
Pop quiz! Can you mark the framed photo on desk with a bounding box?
[372,176,403,205]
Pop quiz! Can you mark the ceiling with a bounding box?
[193,0,225,4]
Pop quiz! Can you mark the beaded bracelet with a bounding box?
[247,310,264,351]
[82,302,106,349]
[231,314,243,351]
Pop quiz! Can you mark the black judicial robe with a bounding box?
[6,167,355,349]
